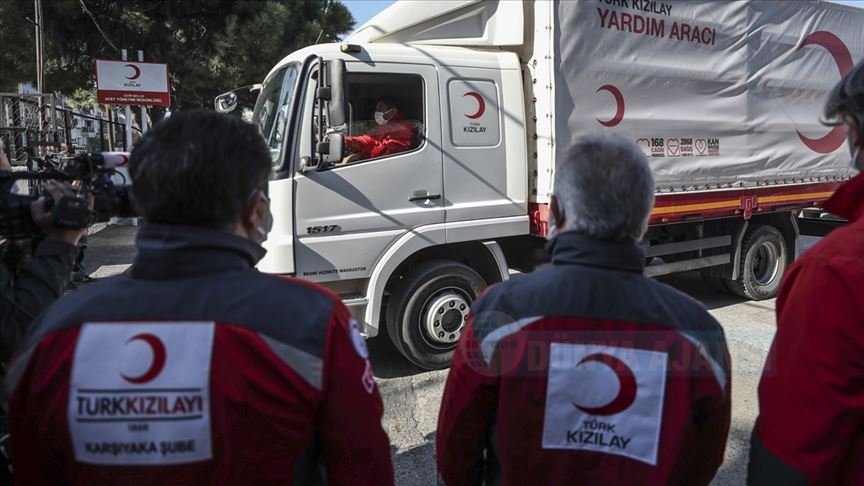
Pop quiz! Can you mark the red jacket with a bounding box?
[749,173,864,485]
[437,233,732,486]
[7,225,394,485]
[345,113,415,160]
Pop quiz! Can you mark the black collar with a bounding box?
[131,224,266,280]
[546,231,645,273]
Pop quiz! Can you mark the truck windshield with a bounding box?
[253,63,299,168]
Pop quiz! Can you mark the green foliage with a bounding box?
[66,87,98,112]
[0,0,355,111]
[0,0,35,89]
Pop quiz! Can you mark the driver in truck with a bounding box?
[342,97,415,163]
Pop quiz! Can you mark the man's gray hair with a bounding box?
[554,133,655,241]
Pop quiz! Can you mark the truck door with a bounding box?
[292,63,444,282]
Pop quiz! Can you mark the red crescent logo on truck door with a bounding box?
[795,31,853,154]
[464,92,486,119]
[121,333,167,384]
[572,353,637,415]
[125,64,142,80]
[596,85,625,127]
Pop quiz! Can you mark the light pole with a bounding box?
[34,0,44,133]
[34,0,44,94]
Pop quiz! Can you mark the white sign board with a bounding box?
[96,59,170,107]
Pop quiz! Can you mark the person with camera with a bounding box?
[0,143,86,365]
[5,110,394,484]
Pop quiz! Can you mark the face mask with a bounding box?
[251,191,273,243]
[546,218,558,241]
[255,193,273,243]
[851,146,861,171]
[374,111,387,126]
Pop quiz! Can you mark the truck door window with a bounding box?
[337,73,424,166]
[253,63,299,169]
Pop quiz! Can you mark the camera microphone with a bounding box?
[95,152,131,169]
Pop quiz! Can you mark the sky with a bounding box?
[343,0,396,31]
[342,0,864,33]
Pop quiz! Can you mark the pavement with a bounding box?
[80,225,821,486]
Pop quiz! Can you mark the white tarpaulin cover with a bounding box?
[553,0,864,191]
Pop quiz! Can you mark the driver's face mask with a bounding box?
[374,111,387,126]
[374,107,393,126]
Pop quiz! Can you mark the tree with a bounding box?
[0,0,355,120]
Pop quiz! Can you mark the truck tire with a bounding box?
[726,225,787,300]
[386,260,486,370]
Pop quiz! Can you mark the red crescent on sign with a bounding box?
[795,31,852,153]
[596,85,625,128]
[125,63,142,80]
[121,333,166,384]
[463,92,486,119]
[572,353,637,416]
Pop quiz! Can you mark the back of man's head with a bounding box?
[825,60,864,132]
[129,110,271,229]
[554,133,655,241]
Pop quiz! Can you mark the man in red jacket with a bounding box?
[7,110,394,485]
[748,61,864,485]
[344,98,415,161]
[437,134,732,485]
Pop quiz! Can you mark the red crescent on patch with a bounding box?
[596,85,625,128]
[121,333,166,384]
[572,353,637,416]
[463,92,486,119]
[125,63,142,80]
[795,31,852,153]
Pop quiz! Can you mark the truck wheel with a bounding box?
[386,260,486,370]
[726,225,787,300]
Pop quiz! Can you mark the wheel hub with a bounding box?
[423,290,470,345]
[752,241,781,286]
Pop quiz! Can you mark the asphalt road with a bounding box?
[80,225,820,486]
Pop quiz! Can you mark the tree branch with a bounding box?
[78,0,120,53]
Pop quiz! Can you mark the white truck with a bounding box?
[216,0,863,369]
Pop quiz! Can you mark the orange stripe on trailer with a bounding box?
[652,200,740,216]
[756,191,835,204]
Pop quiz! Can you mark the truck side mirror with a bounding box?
[214,91,238,113]
[311,134,344,171]
[328,133,345,164]
[325,60,348,128]
[214,84,263,120]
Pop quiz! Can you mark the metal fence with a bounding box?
[0,93,131,165]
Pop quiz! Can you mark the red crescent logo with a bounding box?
[463,92,486,119]
[125,63,142,80]
[596,85,625,127]
[795,31,852,153]
[121,333,166,384]
[572,353,637,416]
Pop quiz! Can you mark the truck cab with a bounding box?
[224,26,533,368]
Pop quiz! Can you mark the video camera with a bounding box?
[0,152,136,240]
